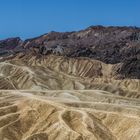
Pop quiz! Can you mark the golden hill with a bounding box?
[0,54,139,140]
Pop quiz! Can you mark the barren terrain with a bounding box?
[0,26,139,140]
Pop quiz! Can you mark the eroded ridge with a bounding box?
[0,90,139,140]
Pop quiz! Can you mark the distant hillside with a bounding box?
[0,26,140,79]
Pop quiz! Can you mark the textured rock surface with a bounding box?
[0,90,139,140]
[0,26,139,140]
[0,37,23,57]
[2,26,139,78]
[22,26,140,63]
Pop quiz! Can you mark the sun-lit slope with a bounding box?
[0,26,140,140]
[0,90,139,140]
[0,54,139,99]
[0,54,139,140]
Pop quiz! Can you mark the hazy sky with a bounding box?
[0,0,139,39]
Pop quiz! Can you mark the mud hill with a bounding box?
[0,26,139,140]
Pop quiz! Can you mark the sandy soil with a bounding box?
[0,90,139,140]
[0,55,139,140]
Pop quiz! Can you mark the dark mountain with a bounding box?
[0,37,23,56]
[0,26,140,78]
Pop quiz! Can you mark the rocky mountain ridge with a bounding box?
[0,26,140,79]
[0,26,140,140]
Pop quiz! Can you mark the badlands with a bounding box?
[0,26,139,140]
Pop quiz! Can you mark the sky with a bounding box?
[0,0,140,40]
